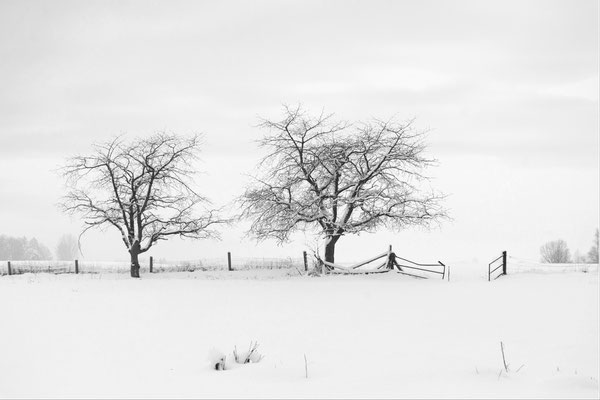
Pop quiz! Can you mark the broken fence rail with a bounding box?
[321,247,449,281]
[393,255,448,280]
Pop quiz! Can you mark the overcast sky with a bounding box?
[0,0,598,267]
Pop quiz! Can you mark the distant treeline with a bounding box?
[540,229,599,264]
[0,235,52,261]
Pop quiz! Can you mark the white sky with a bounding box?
[0,0,598,267]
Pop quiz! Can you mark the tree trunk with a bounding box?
[324,235,340,264]
[130,249,141,278]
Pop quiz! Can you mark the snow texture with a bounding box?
[0,269,597,398]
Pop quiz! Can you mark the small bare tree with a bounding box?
[540,239,571,263]
[240,106,446,263]
[61,133,226,277]
[55,234,79,260]
[587,229,599,263]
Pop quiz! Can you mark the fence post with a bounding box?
[303,251,308,271]
[75,259,79,274]
[227,252,232,271]
[440,262,446,280]
[149,256,153,273]
[7,261,11,276]
[502,251,507,275]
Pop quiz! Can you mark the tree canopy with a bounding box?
[61,133,225,277]
[241,106,446,263]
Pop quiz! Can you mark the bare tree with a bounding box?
[587,229,599,263]
[0,235,51,260]
[25,238,52,260]
[55,234,80,261]
[540,239,571,263]
[240,106,446,264]
[61,133,226,277]
[572,249,587,264]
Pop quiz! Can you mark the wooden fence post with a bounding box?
[502,251,507,275]
[227,252,232,271]
[149,256,153,273]
[75,259,79,274]
[386,245,393,270]
[303,251,308,271]
[7,261,11,276]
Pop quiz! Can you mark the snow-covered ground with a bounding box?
[0,269,597,399]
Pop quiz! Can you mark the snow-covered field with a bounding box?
[0,269,598,399]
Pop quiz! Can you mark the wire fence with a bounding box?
[508,255,598,274]
[0,255,308,276]
[3,253,597,278]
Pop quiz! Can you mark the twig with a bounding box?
[500,341,509,372]
[304,354,308,379]
[515,364,525,373]
[245,341,263,363]
[245,341,256,363]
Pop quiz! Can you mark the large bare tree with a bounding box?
[241,106,446,263]
[61,133,225,277]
